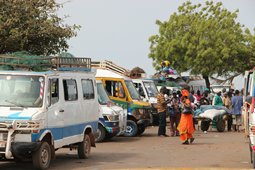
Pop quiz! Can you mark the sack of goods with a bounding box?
[199,109,226,120]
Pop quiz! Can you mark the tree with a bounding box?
[0,0,79,55]
[149,1,255,89]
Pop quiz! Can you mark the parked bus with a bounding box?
[96,69,151,137]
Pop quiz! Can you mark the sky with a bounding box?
[57,0,255,89]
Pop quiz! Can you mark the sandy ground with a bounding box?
[0,126,252,170]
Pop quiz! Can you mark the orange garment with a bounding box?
[177,98,194,142]
[177,114,194,141]
[182,89,189,97]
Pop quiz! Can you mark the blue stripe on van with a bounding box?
[31,121,98,142]
[0,112,32,120]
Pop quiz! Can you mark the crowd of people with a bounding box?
[156,86,244,145]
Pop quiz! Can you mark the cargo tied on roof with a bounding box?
[0,52,91,72]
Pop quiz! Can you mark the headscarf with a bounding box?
[182,89,189,97]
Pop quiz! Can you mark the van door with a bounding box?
[47,78,64,145]
[62,78,80,143]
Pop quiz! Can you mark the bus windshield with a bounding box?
[125,80,140,100]
[144,81,158,97]
[97,82,111,105]
[0,75,44,107]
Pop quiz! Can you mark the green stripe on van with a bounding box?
[111,99,150,109]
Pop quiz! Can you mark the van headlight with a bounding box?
[103,114,119,121]
[103,115,110,121]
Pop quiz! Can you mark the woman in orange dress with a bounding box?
[177,89,195,144]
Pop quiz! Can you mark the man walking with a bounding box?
[232,90,243,132]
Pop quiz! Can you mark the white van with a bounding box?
[96,80,127,142]
[0,57,99,170]
[132,79,159,125]
[132,79,158,103]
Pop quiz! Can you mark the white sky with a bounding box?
[57,0,255,89]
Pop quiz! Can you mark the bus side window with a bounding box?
[63,79,78,101]
[105,80,113,96]
[105,80,125,98]
[118,82,125,98]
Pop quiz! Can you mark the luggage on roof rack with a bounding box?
[0,55,91,71]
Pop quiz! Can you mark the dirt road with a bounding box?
[0,127,252,170]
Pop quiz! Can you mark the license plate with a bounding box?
[0,141,6,148]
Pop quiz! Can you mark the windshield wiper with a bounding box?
[5,100,26,108]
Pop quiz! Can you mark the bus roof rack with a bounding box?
[91,60,130,77]
[0,55,91,72]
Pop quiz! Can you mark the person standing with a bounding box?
[169,91,181,136]
[222,92,233,131]
[205,88,213,104]
[178,89,195,144]
[194,90,202,103]
[188,90,195,103]
[214,91,223,106]
[157,86,169,137]
[232,90,243,132]
[200,91,210,105]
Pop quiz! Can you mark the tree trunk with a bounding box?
[202,75,210,90]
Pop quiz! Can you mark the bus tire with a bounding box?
[124,120,138,137]
[95,124,106,142]
[78,134,91,159]
[32,142,51,170]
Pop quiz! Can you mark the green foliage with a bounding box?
[0,0,80,55]
[149,1,255,82]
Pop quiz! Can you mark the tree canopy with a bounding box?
[0,0,79,55]
[149,1,255,88]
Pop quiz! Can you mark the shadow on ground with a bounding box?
[0,151,136,170]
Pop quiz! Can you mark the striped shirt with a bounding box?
[157,93,167,113]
